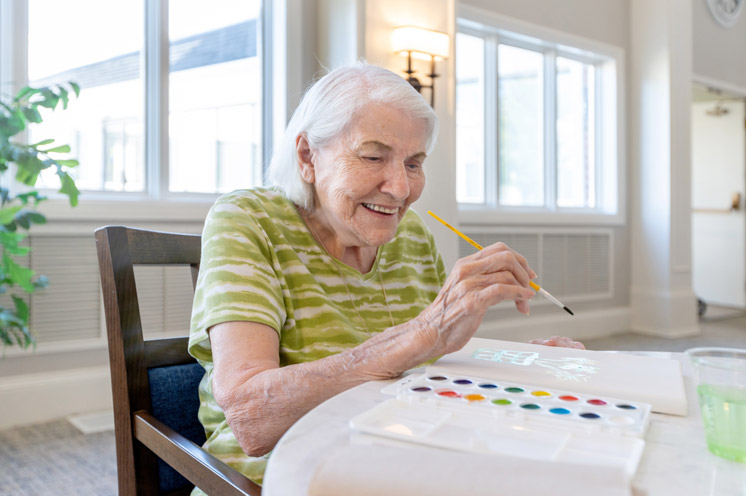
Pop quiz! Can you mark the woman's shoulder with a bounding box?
[212,187,293,216]
[207,187,303,228]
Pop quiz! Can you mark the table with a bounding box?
[263,350,746,495]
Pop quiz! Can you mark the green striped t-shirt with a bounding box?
[188,187,446,486]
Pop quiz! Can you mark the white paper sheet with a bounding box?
[429,338,687,415]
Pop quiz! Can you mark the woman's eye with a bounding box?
[364,156,382,162]
[406,162,421,171]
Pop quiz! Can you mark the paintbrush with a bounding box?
[427,210,574,316]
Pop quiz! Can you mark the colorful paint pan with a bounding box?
[531,390,552,397]
[411,386,431,392]
[559,395,579,402]
[464,394,486,402]
[379,371,652,439]
[436,389,461,398]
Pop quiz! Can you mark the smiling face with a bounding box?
[297,103,429,266]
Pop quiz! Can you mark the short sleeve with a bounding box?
[188,198,287,362]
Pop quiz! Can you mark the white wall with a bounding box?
[693,0,746,88]
[461,0,629,49]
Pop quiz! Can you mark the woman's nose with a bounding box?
[381,163,411,199]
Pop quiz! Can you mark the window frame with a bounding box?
[0,0,284,220]
[456,6,625,226]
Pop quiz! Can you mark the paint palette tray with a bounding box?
[350,372,652,477]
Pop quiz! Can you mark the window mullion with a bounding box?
[485,35,499,207]
[145,0,169,199]
[595,63,604,211]
[544,49,557,210]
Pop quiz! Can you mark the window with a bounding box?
[456,13,621,220]
[15,0,266,197]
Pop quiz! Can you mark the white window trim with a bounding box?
[0,0,298,223]
[456,4,626,227]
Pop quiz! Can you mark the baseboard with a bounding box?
[68,409,115,434]
[475,306,631,342]
[630,287,700,337]
[0,366,112,430]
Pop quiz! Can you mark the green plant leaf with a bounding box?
[14,150,44,185]
[0,108,26,138]
[41,144,71,154]
[0,231,30,255]
[70,81,80,97]
[58,171,80,206]
[11,295,29,324]
[21,106,43,124]
[59,88,69,109]
[31,138,55,148]
[16,191,46,206]
[0,206,22,225]
[13,209,46,230]
[36,88,60,110]
[13,86,40,103]
[3,254,35,292]
[55,159,79,167]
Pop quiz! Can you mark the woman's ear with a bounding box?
[296,134,315,184]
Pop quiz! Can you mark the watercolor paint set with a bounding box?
[349,371,652,477]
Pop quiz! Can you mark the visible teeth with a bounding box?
[363,203,398,214]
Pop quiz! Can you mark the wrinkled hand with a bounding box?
[529,335,586,349]
[416,241,536,356]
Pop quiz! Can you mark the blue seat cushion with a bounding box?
[148,361,207,493]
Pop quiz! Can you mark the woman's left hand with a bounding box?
[529,335,586,349]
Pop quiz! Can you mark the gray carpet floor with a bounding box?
[0,417,117,495]
[0,306,743,495]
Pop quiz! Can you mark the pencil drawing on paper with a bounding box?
[472,348,600,382]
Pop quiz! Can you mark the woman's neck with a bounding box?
[299,207,378,273]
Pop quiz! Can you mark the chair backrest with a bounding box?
[96,225,203,495]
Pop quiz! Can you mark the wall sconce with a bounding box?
[391,26,449,106]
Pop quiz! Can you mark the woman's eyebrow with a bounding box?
[357,140,392,152]
[357,141,427,161]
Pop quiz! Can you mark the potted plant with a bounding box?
[0,82,81,349]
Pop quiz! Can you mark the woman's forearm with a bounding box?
[216,319,436,457]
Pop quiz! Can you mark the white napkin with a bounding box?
[309,443,633,496]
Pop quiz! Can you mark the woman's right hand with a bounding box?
[414,241,536,356]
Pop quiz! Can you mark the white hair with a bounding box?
[265,62,439,210]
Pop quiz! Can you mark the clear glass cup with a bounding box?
[686,347,746,463]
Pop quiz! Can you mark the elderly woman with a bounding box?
[188,63,583,488]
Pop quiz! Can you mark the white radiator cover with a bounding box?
[12,234,194,346]
[458,227,614,301]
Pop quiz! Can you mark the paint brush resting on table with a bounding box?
[427,210,574,316]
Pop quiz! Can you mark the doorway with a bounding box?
[691,82,746,317]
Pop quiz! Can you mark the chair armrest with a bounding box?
[133,411,262,496]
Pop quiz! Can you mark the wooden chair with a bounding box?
[95,225,262,496]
